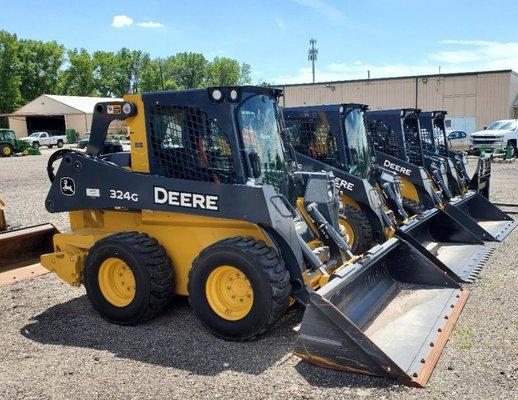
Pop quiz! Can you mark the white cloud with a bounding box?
[273,63,442,84]
[274,16,286,31]
[137,21,165,29]
[290,0,343,20]
[271,39,518,84]
[439,39,497,46]
[430,40,518,71]
[111,15,133,28]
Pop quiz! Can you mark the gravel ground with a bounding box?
[0,150,517,399]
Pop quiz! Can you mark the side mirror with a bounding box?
[248,151,262,179]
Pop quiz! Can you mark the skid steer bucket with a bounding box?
[447,192,516,242]
[396,208,495,282]
[0,224,57,269]
[294,237,468,387]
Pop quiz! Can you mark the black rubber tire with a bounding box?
[48,145,53,149]
[83,231,174,325]
[188,236,291,341]
[340,205,374,255]
[0,144,13,157]
[507,140,517,158]
[32,142,40,149]
[403,198,427,215]
[57,140,64,148]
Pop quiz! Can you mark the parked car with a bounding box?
[77,133,90,149]
[470,119,518,156]
[0,129,32,157]
[19,131,67,149]
[446,130,470,151]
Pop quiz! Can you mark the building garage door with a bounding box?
[26,115,66,136]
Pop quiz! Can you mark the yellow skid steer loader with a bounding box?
[40,87,467,386]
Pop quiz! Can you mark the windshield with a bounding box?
[29,133,41,137]
[238,95,288,190]
[343,108,371,179]
[486,120,517,131]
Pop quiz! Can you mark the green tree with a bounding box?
[59,48,96,96]
[239,63,252,85]
[165,52,208,89]
[18,39,65,103]
[0,31,21,115]
[206,57,241,86]
[92,50,117,96]
[138,55,166,92]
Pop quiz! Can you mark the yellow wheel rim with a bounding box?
[98,258,136,307]
[205,266,254,321]
[22,149,29,156]
[339,216,355,248]
[2,147,11,156]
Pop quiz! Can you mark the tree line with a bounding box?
[0,30,252,116]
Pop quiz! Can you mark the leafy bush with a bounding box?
[66,128,77,143]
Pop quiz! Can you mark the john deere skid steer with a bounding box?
[40,87,467,386]
[283,104,493,282]
[366,109,516,242]
[419,111,491,198]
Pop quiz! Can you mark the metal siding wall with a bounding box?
[475,73,509,130]
[283,71,512,130]
[508,73,518,118]
[8,117,28,137]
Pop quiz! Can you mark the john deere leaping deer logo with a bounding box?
[60,177,76,196]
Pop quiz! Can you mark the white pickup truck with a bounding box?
[470,119,518,156]
[19,131,67,149]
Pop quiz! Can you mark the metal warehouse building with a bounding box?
[279,69,518,133]
[8,94,122,138]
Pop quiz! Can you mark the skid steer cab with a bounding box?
[283,104,496,283]
[420,111,491,199]
[42,87,468,386]
[367,109,516,242]
[283,103,407,252]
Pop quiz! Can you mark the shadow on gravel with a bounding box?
[21,294,398,389]
[294,362,395,390]
[20,294,302,375]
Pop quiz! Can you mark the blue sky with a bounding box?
[1,0,517,84]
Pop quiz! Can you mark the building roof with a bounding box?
[44,95,121,113]
[9,94,122,116]
[278,69,518,88]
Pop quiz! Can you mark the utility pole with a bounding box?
[308,38,318,83]
[158,58,165,90]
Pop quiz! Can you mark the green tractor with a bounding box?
[0,129,39,157]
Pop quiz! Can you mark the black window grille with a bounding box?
[285,117,340,167]
[403,118,423,165]
[368,119,403,159]
[148,105,237,184]
[420,127,435,152]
